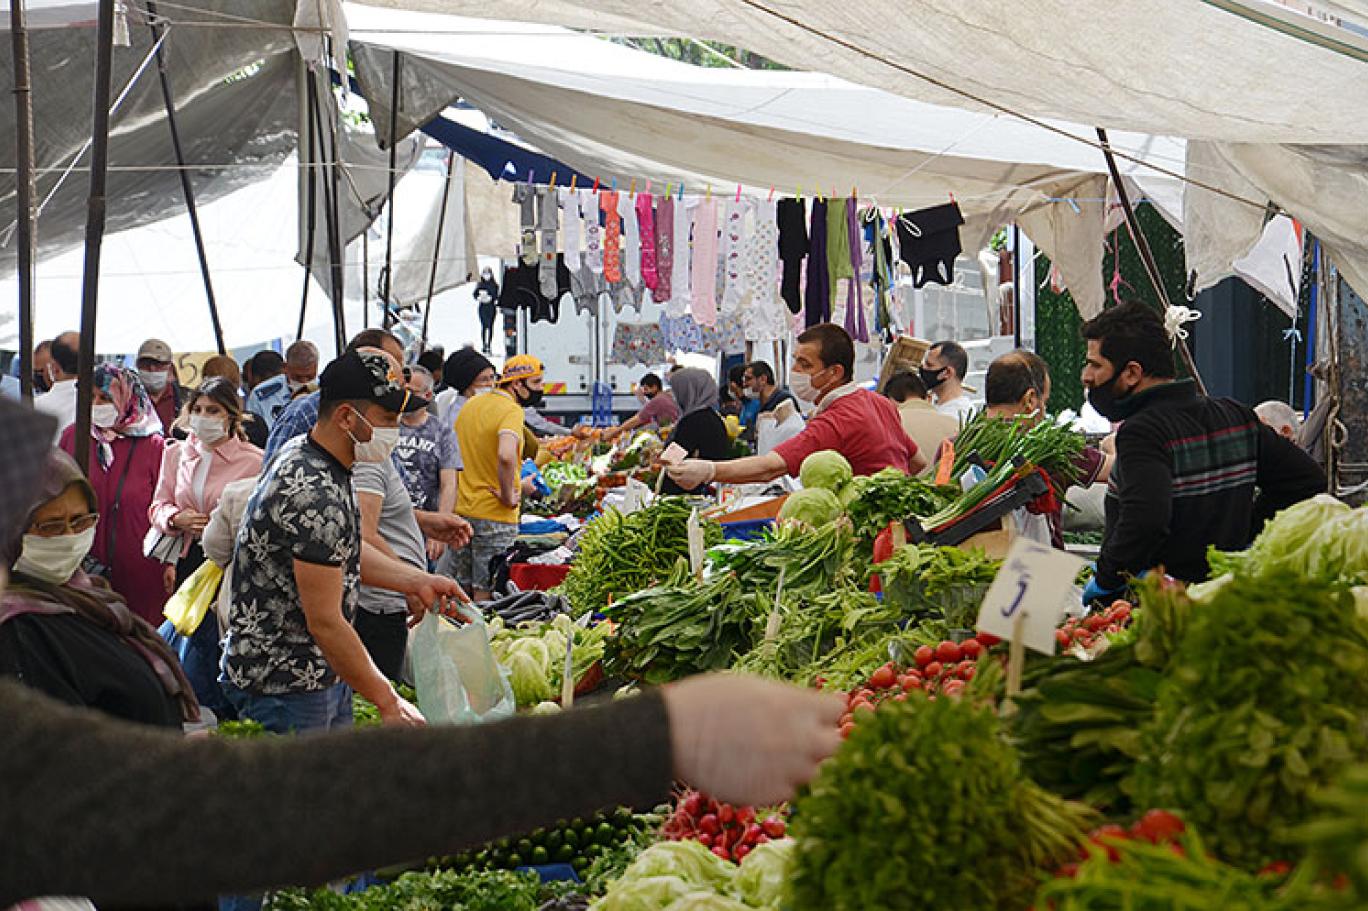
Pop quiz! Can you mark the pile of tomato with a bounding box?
[1057,600,1133,651]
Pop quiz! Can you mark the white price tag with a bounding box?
[975,537,1086,655]
[659,442,688,467]
[622,477,652,514]
[686,507,705,577]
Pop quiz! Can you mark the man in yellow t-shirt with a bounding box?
[451,354,545,599]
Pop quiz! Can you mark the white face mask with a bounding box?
[190,415,229,446]
[470,384,495,397]
[15,527,97,586]
[349,411,401,463]
[91,403,120,429]
[789,368,826,404]
[139,369,169,395]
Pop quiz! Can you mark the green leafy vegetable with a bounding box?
[797,450,852,493]
[776,488,843,526]
[842,468,956,543]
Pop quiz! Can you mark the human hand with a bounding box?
[163,563,177,595]
[173,509,209,534]
[403,571,471,626]
[426,539,447,562]
[378,690,427,727]
[662,674,844,806]
[664,459,715,490]
[418,512,473,548]
[1082,574,1122,607]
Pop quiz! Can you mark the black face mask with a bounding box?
[919,366,947,392]
[32,372,51,394]
[519,385,545,409]
[1086,372,1137,422]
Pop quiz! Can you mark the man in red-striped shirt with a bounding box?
[664,324,926,490]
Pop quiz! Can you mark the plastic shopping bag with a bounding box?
[410,608,516,725]
[162,560,224,636]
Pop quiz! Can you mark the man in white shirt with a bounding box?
[920,340,977,422]
[33,331,81,442]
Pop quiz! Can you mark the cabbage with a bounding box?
[838,475,869,508]
[732,839,794,909]
[661,894,751,911]
[591,875,695,911]
[1221,495,1368,586]
[530,701,561,715]
[617,841,736,892]
[778,487,843,526]
[798,450,852,493]
[506,652,553,707]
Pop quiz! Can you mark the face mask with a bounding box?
[1086,372,1136,422]
[14,527,97,586]
[33,371,51,394]
[919,366,947,393]
[287,380,308,395]
[470,384,495,397]
[91,403,120,429]
[742,389,759,401]
[140,369,169,395]
[190,415,229,446]
[348,410,400,463]
[519,386,545,409]
[790,369,824,404]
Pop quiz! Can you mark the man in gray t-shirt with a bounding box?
[353,458,443,679]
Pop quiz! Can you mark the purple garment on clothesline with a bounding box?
[845,197,868,343]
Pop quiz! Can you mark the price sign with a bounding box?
[687,507,705,579]
[975,537,1086,656]
[622,477,652,514]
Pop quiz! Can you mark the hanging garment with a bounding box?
[579,188,603,275]
[600,190,622,283]
[612,321,667,366]
[636,193,658,292]
[624,193,642,285]
[660,313,706,354]
[826,197,853,310]
[740,199,787,343]
[804,198,830,327]
[895,201,966,288]
[612,278,645,314]
[499,258,567,324]
[865,207,896,336]
[777,197,808,315]
[705,309,747,356]
[536,187,560,297]
[569,265,608,317]
[513,183,537,266]
[655,196,675,303]
[690,198,719,326]
[844,198,869,343]
[668,196,693,317]
[559,187,583,271]
[719,198,749,314]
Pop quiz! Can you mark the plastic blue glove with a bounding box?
[1082,574,1123,607]
[520,459,552,497]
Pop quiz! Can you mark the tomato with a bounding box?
[762,816,787,838]
[1055,630,1070,648]
[956,660,976,677]
[1090,824,1129,863]
[1056,863,1079,879]
[892,693,907,702]
[923,661,944,678]
[942,680,966,697]
[960,638,983,658]
[1258,861,1292,878]
[960,665,977,681]
[869,665,898,690]
[976,632,1001,647]
[699,814,721,835]
[850,699,875,716]
[914,645,935,667]
[1131,809,1185,844]
[936,641,963,663]
[902,677,923,691]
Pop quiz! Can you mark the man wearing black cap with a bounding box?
[221,348,467,732]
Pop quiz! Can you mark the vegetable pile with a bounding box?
[434,808,656,879]
[842,467,956,543]
[489,614,609,709]
[658,790,787,864]
[590,838,794,911]
[877,543,1001,627]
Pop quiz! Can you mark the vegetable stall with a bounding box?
[255,450,1368,911]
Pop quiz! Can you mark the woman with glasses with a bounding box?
[58,364,167,625]
[0,449,199,728]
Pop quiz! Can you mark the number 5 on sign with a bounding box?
[975,538,1085,655]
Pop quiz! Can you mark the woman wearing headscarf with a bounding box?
[0,449,199,727]
[660,368,733,496]
[59,363,167,625]
[150,377,263,719]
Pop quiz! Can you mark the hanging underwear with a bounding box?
[611,321,667,366]
[560,187,582,271]
[500,257,567,324]
[570,265,608,317]
[668,197,692,317]
[777,197,808,316]
[804,198,830,327]
[580,188,603,275]
[720,198,749,314]
[895,201,965,288]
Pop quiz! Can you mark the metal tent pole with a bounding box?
[144,0,224,355]
[362,229,370,329]
[296,68,319,342]
[420,150,455,349]
[10,0,37,400]
[380,50,401,330]
[73,0,117,475]
[1096,127,1207,396]
[309,68,346,353]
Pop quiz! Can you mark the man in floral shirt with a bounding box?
[221,348,467,732]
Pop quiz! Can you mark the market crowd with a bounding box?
[0,301,1325,906]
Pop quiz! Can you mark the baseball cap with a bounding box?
[499,354,544,386]
[137,339,173,363]
[319,349,426,413]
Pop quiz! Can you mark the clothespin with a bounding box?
[852,186,858,200]
[797,185,803,200]
[549,171,558,189]
[645,179,652,195]
[678,182,685,200]
[948,190,956,204]
[611,177,617,192]
[735,184,742,203]
[767,185,775,202]
[706,184,712,200]
[592,176,600,193]
[529,169,536,185]
[630,178,637,197]
[664,182,672,199]
[570,174,578,191]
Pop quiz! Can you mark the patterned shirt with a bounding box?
[393,414,459,512]
[263,391,321,466]
[221,435,360,696]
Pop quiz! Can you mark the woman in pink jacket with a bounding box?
[59,364,166,627]
[149,377,262,718]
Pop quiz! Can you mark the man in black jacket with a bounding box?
[1079,302,1325,602]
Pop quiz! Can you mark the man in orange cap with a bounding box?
[449,355,545,599]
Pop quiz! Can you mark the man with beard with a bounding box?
[1079,302,1324,604]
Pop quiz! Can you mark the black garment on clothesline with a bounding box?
[895,201,965,289]
[804,198,830,327]
[777,197,808,316]
[498,257,569,324]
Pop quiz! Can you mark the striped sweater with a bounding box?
[1097,381,1325,589]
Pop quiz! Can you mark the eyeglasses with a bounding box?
[30,512,100,537]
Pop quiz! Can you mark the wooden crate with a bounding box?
[877,335,932,393]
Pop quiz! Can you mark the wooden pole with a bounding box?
[73,0,117,475]
[143,0,225,355]
[1096,127,1207,396]
[381,50,401,329]
[10,0,37,401]
[420,150,455,349]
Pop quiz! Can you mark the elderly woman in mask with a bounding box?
[660,368,732,496]
[59,363,167,625]
[0,449,199,728]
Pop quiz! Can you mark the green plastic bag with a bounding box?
[411,608,516,725]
